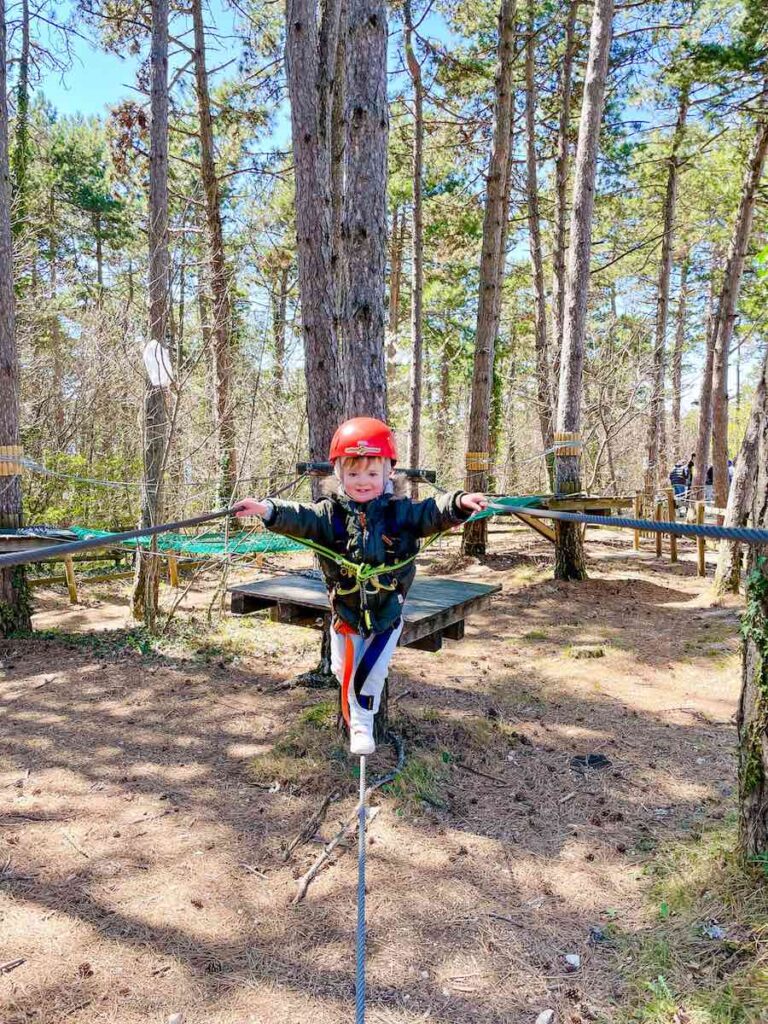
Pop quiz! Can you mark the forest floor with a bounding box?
[1,526,766,1024]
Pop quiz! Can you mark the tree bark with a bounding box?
[524,0,554,461]
[269,262,290,493]
[714,344,767,594]
[387,204,404,374]
[192,0,237,504]
[738,387,768,858]
[711,93,768,514]
[11,0,30,237]
[670,252,689,460]
[551,0,578,385]
[692,263,720,502]
[0,2,31,634]
[285,0,344,470]
[132,0,171,628]
[463,0,516,557]
[643,85,688,496]
[341,0,389,420]
[404,0,424,492]
[554,0,614,580]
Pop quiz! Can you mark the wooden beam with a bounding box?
[696,501,706,576]
[167,555,180,588]
[63,557,79,605]
[513,511,556,543]
[665,487,678,563]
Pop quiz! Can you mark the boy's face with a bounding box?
[342,457,385,503]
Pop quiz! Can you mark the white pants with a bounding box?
[330,620,403,712]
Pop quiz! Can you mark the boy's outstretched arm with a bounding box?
[408,490,488,538]
[233,497,334,545]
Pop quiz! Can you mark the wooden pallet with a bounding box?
[229,574,501,652]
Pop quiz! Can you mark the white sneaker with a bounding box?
[349,702,375,756]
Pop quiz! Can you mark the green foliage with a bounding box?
[739,559,768,796]
[0,568,32,637]
[617,819,768,1024]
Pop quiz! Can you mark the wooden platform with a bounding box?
[229,574,501,652]
[512,494,636,545]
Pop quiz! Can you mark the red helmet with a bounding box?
[329,417,398,464]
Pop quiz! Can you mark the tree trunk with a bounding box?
[525,0,554,461]
[643,85,688,496]
[738,392,768,858]
[405,0,424,492]
[670,252,689,460]
[0,3,31,635]
[711,95,768,514]
[551,0,578,385]
[714,344,767,594]
[285,0,344,469]
[330,0,347,300]
[132,0,171,629]
[463,0,516,557]
[387,205,404,374]
[269,263,290,493]
[692,263,720,502]
[554,0,614,580]
[11,0,30,237]
[341,0,389,420]
[192,0,237,504]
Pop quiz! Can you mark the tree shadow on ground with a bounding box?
[0,559,742,1024]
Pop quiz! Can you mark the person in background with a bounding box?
[669,460,688,506]
[705,464,714,505]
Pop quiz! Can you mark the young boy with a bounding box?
[235,417,487,755]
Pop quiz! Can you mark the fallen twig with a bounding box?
[291,731,405,904]
[455,761,509,786]
[282,790,339,862]
[390,689,413,705]
[0,958,25,974]
[62,832,90,859]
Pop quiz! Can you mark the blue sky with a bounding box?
[38,0,238,117]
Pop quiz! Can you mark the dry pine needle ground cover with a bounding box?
[1,528,766,1024]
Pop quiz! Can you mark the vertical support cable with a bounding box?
[356,755,367,1023]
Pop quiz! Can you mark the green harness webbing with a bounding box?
[271,494,546,630]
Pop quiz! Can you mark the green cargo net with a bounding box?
[67,525,305,557]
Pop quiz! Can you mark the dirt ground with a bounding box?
[0,527,743,1023]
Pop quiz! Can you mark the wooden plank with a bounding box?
[228,575,500,648]
[443,620,465,641]
[63,558,78,605]
[697,501,706,576]
[633,492,641,550]
[546,495,635,511]
[167,555,180,588]
[666,487,678,563]
[513,511,556,543]
[655,501,663,558]
[408,632,443,652]
[28,571,133,588]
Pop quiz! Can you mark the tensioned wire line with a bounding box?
[4,492,768,573]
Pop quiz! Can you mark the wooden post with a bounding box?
[665,486,678,563]
[167,555,179,588]
[633,491,642,550]
[63,557,78,605]
[696,500,706,576]
[553,430,587,580]
[654,501,663,558]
